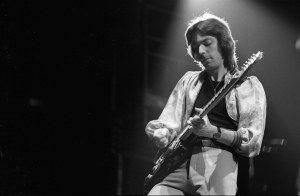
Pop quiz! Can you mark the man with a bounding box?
[145,13,267,195]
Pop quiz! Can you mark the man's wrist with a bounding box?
[212,126,221,140]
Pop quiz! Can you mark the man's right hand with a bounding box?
[153,128,170,148]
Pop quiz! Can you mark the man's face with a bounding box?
[190,31,224,71]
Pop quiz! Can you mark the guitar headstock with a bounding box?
[233,51,264,79]
[241,51,264,71]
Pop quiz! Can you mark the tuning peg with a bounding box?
[152,165,158,172]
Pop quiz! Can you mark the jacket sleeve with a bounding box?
[235,76,267,157]
[145,71,193,143]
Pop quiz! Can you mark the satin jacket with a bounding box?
[145,71,267,157]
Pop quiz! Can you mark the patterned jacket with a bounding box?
[145,71,267,157]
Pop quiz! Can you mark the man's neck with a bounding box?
[207,67,228,82]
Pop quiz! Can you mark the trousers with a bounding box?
[148,146,238,195]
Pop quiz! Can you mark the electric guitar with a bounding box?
[143,51,264,193]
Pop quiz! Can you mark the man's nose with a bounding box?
[198,45,206,54]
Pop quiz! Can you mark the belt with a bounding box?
[196,139,231,151]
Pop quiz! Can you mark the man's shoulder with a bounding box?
[241,75,263,87]
[236,75,266,96]
[182,70,203,78]
[178,70,205,87]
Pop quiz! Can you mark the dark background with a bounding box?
[0,0,300,195]
[0,1,140,194]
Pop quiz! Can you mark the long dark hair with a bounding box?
[185,13,238,72]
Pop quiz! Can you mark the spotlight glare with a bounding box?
[296,37,300,50]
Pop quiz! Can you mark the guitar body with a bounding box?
[143,51,264,194]
[144,128,198,192]
[143,144,190,192]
